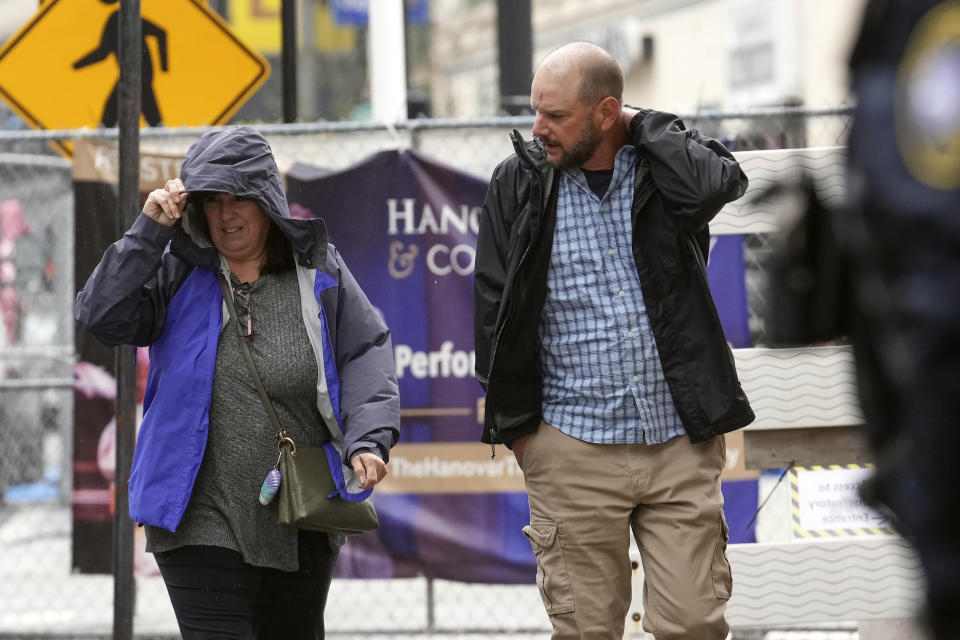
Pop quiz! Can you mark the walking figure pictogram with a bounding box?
[72,0,168,127]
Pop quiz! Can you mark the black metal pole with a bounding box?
[114,1,140,638]
[496,0,532,115]
[208,0,228,19]
[281,0,298,122]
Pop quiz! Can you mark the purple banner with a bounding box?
[709,235,751,348]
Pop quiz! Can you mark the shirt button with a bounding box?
[628,330,634,337]
[608,249,615,255]
[633,375,640,382]
[619,290,625,296]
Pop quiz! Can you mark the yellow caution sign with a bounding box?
[790,464,898,539]
[0,0,270,156]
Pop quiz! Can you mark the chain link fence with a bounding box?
[0,105,852,639]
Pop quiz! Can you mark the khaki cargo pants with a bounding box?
[519,422,732,640]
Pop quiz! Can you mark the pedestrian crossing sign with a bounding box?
[0,0,270,156]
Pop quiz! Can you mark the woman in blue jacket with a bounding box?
[75,127,400,639]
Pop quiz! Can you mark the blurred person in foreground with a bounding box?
[473,41,753,640]
[74,126,400,639]
[846,1,960,637]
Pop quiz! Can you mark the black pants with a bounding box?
[154,532,339,640]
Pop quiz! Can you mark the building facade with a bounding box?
[429,0,867,119]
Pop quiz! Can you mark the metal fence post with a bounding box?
[426,576,436,632]
[282,0,298,123]
[113,1,142,638]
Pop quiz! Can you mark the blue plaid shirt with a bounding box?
[539,145,685,445]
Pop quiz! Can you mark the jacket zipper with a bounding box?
[487,237,532,457]
[486,134,550,455]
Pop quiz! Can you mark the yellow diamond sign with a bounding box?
[0,0,270,155]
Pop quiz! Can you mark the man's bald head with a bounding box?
[537,42,624,108]
[530,42,628,170]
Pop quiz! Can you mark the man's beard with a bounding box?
[552,118,603,170]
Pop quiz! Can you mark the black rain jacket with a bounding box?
[474,109,755,446]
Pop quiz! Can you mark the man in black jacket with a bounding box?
[473,42,753,639]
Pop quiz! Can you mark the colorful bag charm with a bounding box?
[259,466,281,505]
[260,431,296,506]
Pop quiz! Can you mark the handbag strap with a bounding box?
[217,274,284,436]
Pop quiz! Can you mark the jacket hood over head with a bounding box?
[175,126,327,270]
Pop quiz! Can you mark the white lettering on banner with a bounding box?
[388,240,419,279]
[426,243,475,276]
[395,341,475,379]
[386,198,481,236]
[390,455,523,479]
[140,156,184,185]
[385,198,481,278]
[93,145,114,174]
[92,143,183,188]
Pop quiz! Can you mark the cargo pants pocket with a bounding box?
[711,512,733,600]
[522,520,575,615]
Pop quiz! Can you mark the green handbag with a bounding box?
[276,433,379,535]
[219,276,380,536]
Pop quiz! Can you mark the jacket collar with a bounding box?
[510,130,552,175]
